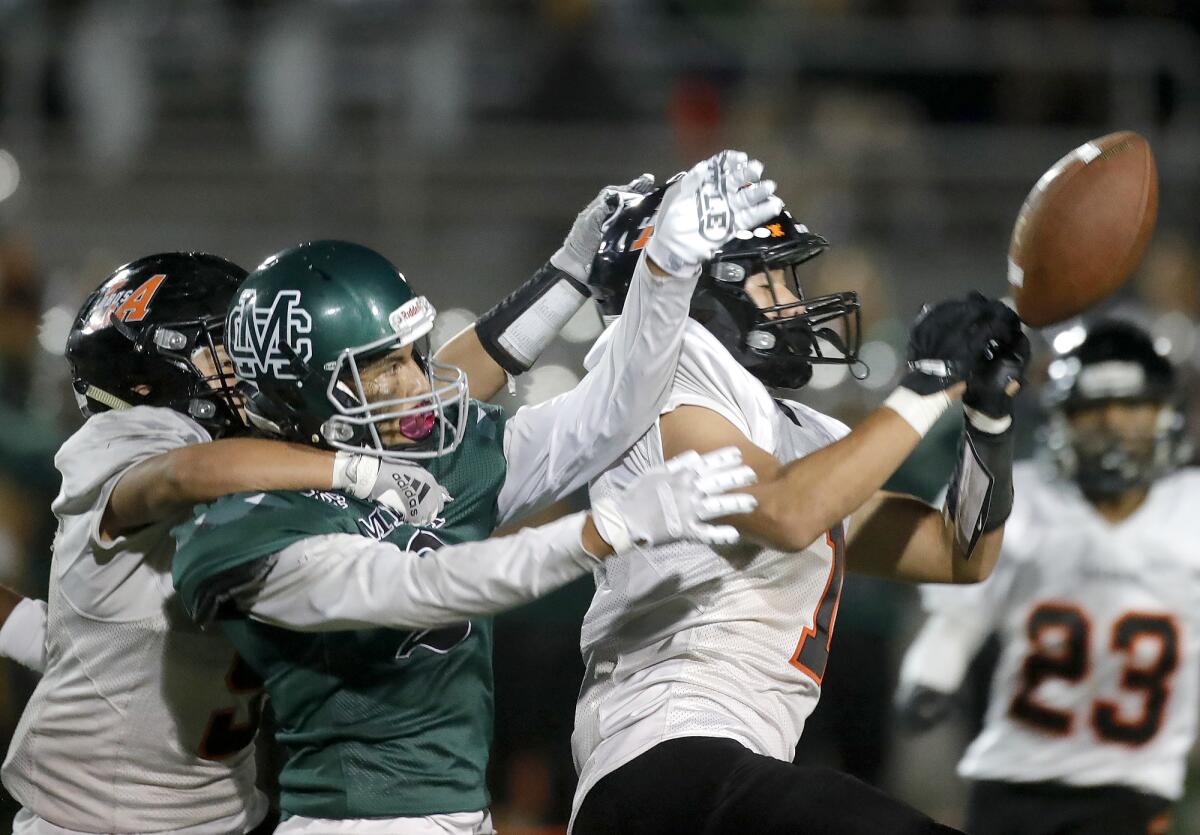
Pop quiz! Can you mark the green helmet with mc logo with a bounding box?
[226,240,469,461]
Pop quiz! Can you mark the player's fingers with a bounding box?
[736,195,784,231]
[694,522,741,545]
[694,446,743,472]
[664,449,704,474]
[731,179,777,210]
[694,464,757,496]
[625,173,656,194]
[724,157,764,190]
[714,149,749,171]
[697,493,758,520]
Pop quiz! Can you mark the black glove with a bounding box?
[902,292,1015,395]
[896,685,958,733]
[964,315,1030,426]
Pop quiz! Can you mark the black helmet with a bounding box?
[590,184,860,389]
[589,184,671,320]
[66,252,248,439]
[1043,318,1188,496]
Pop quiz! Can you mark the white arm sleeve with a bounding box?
[0,597,47,674]
[495,253,695,525]
[243,512,595,632]
[897,610,993,695]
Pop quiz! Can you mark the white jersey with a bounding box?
[914,462,1200,800]
[570,321,850,825]
[2,407,268,835]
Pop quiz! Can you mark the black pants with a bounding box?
[573,736,962,835]
[967,779,1172,835]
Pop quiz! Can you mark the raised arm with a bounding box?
[846,320,1029,583]
[496,151,783,524]
[660,294,1025,580]
[436,176,657,402]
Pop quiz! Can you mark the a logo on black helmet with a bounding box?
[227,289,313,380]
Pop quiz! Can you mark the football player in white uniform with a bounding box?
[897,319,1194,835]
[0,169,689,835]
[557,186,1030,835]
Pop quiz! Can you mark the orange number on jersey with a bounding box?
[631,225,655,251]
[198,654,265,761]
[1009,603,1178,747]
[1009,603,1090,735]
[789,525,845,684]
[1090,613,1179,746]
[113,273,166,322]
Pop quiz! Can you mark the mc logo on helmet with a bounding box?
[227,289,313,381]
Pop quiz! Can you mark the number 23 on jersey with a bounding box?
[1010,601,1180,747]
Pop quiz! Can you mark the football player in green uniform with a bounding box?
[171,150,784,833]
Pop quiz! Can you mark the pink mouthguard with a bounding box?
[399,403,436,440]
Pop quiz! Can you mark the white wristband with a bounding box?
[884,386,953,437]
[0,598,47,673]
[495,278,590,370]
[963,405,1012,435]
[331,452,379,499]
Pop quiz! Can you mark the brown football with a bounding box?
[1008,131,1158,327]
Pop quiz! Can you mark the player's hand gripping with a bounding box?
[887,292,1022,436]
[333,452,451,526]
[589,447,758,555]
[901,292,1019,396]
[550,173,657,282]
[646,150,784,278]
[963,308,1030,435]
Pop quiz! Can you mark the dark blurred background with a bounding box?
[1,0,1199,832]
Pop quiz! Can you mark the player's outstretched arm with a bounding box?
[846,317,1028,583]
[496,151,782,524]
[182,449,755,631]
[0,585,46,673]
[103,438,448,539]
[662,294,1020,567]
[437,175,656,402]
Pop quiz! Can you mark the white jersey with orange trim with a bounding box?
[909,462,1200,801]
[569,320,850,827]
[2,407,268,835]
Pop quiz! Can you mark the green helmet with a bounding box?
[226,240,469,461]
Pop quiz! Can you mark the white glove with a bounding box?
[645,150,783,278]
[550,173,657,282]
[333,452,451,526]
[590,447,758,554]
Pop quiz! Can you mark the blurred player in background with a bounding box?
[168,151,781,834]
[898,319,1196,835]
[563,186,1029,835]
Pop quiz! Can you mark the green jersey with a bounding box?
[172,401,509,819]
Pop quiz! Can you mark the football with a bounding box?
[1008,131,1158,327]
